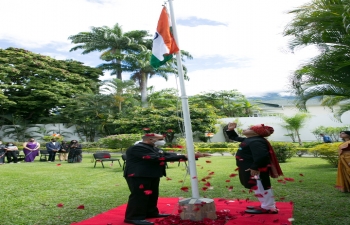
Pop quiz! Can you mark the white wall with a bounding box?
[211,111,350,143]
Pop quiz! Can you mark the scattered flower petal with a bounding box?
[57,203,64,207]
[143,155,151,159]
[77,205,85,209]
[144,190,152,195]
[180,187,189,192]
[206,160,211,163]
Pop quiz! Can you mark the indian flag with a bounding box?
[150,6,179,69]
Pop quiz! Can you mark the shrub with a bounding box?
[98,134,141,152]
[295,147,309,157]
[310,143,339,167]
[270,141,296,163]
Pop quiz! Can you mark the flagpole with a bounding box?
[167,0,200,199]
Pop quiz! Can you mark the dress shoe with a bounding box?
[246,206,261,210]
[245,208,278,214]
[124,219,154,225]
[146,214,170,218]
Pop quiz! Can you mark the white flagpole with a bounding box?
[167,0,200,199]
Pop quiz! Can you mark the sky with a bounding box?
[0,0,317,97]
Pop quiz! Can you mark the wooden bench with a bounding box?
[93,152,121,168]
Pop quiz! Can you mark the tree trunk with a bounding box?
[296,130,303,146]
[140,73,148,108]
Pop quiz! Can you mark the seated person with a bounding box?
[67,140,82,163]
[5,142,19,164]
[0,141,6,164]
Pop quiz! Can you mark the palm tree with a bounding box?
[280,113,311,146]
[124,47,193,107]
[284,0,350,118]
[101,78,139,112]
[68,23,149,80]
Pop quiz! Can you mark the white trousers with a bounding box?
[254,177,276,210]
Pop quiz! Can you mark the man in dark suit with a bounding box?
[123,133,209,225]
[46,138,61,162]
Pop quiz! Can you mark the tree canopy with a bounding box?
[284,0,350,117]
[0,48,102,123]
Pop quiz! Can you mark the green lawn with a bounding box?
[1,154,349,225]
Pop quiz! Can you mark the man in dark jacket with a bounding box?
[123,133,208,225]
[226,123,282,214]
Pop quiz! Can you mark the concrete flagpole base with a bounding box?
[178,198,217,221]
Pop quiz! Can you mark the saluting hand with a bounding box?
[227,122,237,131]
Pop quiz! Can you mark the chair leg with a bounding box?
[101,161,104,168]
[117,160,122,167]
[94,161,97,168]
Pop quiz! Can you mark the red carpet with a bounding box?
[72,198,293,225]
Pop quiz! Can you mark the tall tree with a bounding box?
[284,0,350,117]
[69,24,149,80]
[0,48,101,123]
[124,48,192,107]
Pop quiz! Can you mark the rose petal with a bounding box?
[57,203,64,207]
[144,190,152,195]
[77,205,85,209]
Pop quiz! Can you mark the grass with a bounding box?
[1,154,350,225]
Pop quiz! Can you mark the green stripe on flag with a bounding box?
[150,54,173,69]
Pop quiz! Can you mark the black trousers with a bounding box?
[48,151,57,162]
[125,177,160,220]
[6,151,18,163]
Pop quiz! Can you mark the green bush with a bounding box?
[310,143,339,167]
[303,141,322,148]
[295,147,309,157]
[98,134,141,152]
[270,141,296,163]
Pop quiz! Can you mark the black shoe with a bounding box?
[245,209,278,214]
[146,214,170,218]
[246,206,261,210]
[124,219,154,225]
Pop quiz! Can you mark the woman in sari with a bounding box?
[336,131,350,192]
[67,140,82,163]
[23,138,41,162]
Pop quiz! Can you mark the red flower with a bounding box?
[77,205,85,209]
[229,173,237,178]
[57,203,64,207]
[251,186,258,190]
[180,187,189,192]
[205,160,211,163]
[284,177,295,182]
[143,155,151,159]
[144,190,152,195]
[204,182,211,187]
[139,184,144,189]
